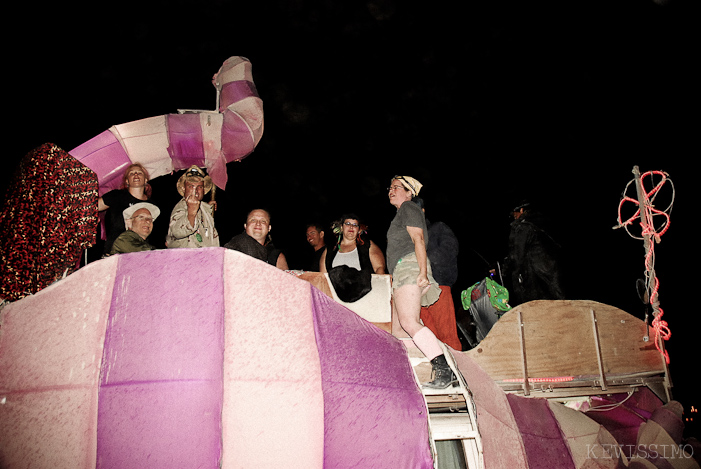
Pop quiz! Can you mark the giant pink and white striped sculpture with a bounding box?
[69,56,263,193]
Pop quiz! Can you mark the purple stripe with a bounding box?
[221,111,255,162]
[507,394,575,469]
[584,390,658,458]
[310,287,434,468]
[97,249,225,468]
[167,114,205,169]
[219,80,258,110]
[70,130,132,195]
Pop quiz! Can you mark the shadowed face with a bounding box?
[306,226,325,250]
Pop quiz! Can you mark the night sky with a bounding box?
[4,0,699,433]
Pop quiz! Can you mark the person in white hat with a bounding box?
[166,166,219,248]
[108,202,160,255]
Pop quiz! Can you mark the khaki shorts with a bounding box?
[391,253,441,307]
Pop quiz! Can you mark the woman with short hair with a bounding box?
[387,175,456,389]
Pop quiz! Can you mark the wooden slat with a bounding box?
[517,310,530,396]
[590,308,608,391]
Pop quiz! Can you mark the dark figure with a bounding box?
[505,201,565,305]
[304,222,327,272]
[413,198,462,351]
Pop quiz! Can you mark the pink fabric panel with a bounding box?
[0,257,118,469]
[219,80,258,109]
[506,394,575,469]
[97,249,225,468]
[166,113,205,169]
[221,110,256,162]
[215,58,264,150]
[452,353,530,469]
[650,402,684,445]
[310,289,433,469]
[547,401,628,468]
[70,130,131,195]
[65,56,263,195]
[220,250,324,468]
[584,389,661,459]
[97,382,223,468]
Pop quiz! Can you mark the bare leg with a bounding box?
[395,283,457,389]
[395,284,442,360]
[394,284,423,336]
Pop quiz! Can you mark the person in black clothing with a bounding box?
[98,163,158,254]
[319,213,385,302]
[320,214,385,275]
[505,201,565,305]
[304,222,327,272]
[224,208,288,270]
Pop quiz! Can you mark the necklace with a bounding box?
[194,210,208,243]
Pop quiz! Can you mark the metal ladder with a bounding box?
[405,340,484,469]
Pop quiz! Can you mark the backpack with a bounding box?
[461,278,511,343]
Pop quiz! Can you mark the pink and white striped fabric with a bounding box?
[68,56,263,194]
[0,248,432,468]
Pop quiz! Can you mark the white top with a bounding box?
[332,247,361,270]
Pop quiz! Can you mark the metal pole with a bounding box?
[631,166,660,317]
[632,166,672,398]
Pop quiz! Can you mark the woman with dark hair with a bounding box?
[320,213,385,274]
[387,175,457,389]
[98,163,157,255]
[319,213,386,302]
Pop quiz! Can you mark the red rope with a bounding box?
[617,170,672,364]
[617,170,671,239]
